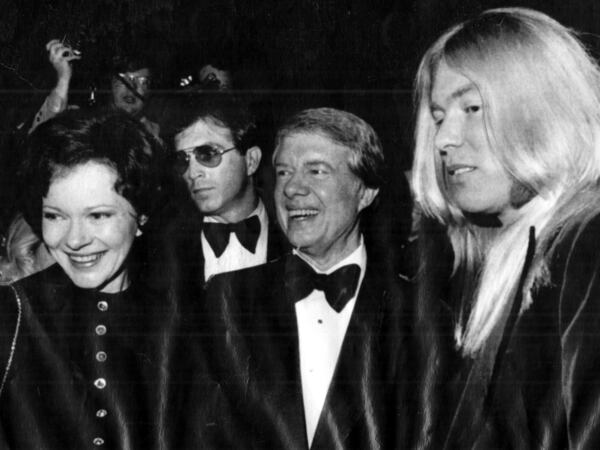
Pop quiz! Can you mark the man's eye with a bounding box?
[199,151,219,161]
[431,111,444,126]
[90,212,112,220]
[276,169,290,177]
[43,212,59,221]
[465,105,481,114]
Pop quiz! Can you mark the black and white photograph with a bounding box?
[1,1,600,448]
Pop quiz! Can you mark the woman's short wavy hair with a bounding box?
[20,108,164,237]
[413,7,600,225]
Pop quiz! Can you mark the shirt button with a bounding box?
[96,351,107,362]
[96,409,108,418]
[94,378,107,389]
[97,301,108,312]
[95,325,107,335]
[93,437,104,446]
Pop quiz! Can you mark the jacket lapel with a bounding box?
[441,229,536,449]
[251,258,308,449]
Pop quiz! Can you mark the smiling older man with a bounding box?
[176,107,410,449]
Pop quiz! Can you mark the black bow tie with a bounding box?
[285,254,361,312]
[203,215,261,257]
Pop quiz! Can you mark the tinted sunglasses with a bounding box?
[175,145,238,173]
[117,72,152,89]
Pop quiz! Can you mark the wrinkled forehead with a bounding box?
[273,130,354,167]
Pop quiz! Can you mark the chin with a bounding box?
[69,275,104,290]
[60,266,109,290]
[287,233,317,251]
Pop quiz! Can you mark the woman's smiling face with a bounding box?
[42,161,140,293]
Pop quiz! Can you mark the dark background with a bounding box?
[2,1,599,162]
[0,0,598,235]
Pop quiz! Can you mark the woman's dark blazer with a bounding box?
[0,263,176,450]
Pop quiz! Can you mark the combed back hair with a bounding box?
[274,107,385,189]
[20,108,164,237]
[175,94,258,154]
[412,7,600,356]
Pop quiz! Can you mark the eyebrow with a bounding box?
[274,159,334,169]
[430,82,477,110]
[178,142,223,152]
[42,204,116,212]
[305,160,333,167]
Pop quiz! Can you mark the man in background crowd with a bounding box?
[167,94,287,291]
[26,39,159,138]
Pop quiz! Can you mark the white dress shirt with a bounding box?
[202,200,269,281]
[294,240,367,446]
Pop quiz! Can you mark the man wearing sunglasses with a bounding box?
[175,108,409,449]
[170,94,287,286]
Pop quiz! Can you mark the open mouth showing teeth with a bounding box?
[288,209,318,219]
[69,253,104,264]
[448,167,475,176]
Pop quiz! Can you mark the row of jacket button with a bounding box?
[93,299,109,446]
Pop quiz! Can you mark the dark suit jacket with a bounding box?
[175,252,411,449]
[414,212,600,449]
[152,193,288,297]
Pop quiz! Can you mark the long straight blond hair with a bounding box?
[412,7,600,356]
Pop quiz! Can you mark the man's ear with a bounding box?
[245,146,262,177]
[357,186,379,213]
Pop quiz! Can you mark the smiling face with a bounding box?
[430,61,515,221]
[175,118,259,222]
[274,132,377,269]
[42,161,140,293]
[111,67,150,117]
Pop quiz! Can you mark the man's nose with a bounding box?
[282,171,309,198]
[186,156,206,180]
[434,113,464,154]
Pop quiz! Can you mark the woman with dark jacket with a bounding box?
[0,109,175,449]
[411,8,600,449]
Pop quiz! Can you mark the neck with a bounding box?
[99,269,130,294]
[208,184,258,223]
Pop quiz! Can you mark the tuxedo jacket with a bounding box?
[147,191,289,295]
[174,253,411,449]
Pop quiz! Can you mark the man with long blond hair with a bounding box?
[412,7,600,448]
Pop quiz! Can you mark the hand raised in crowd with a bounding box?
[27,39,83,131]
[45,38,81,82]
